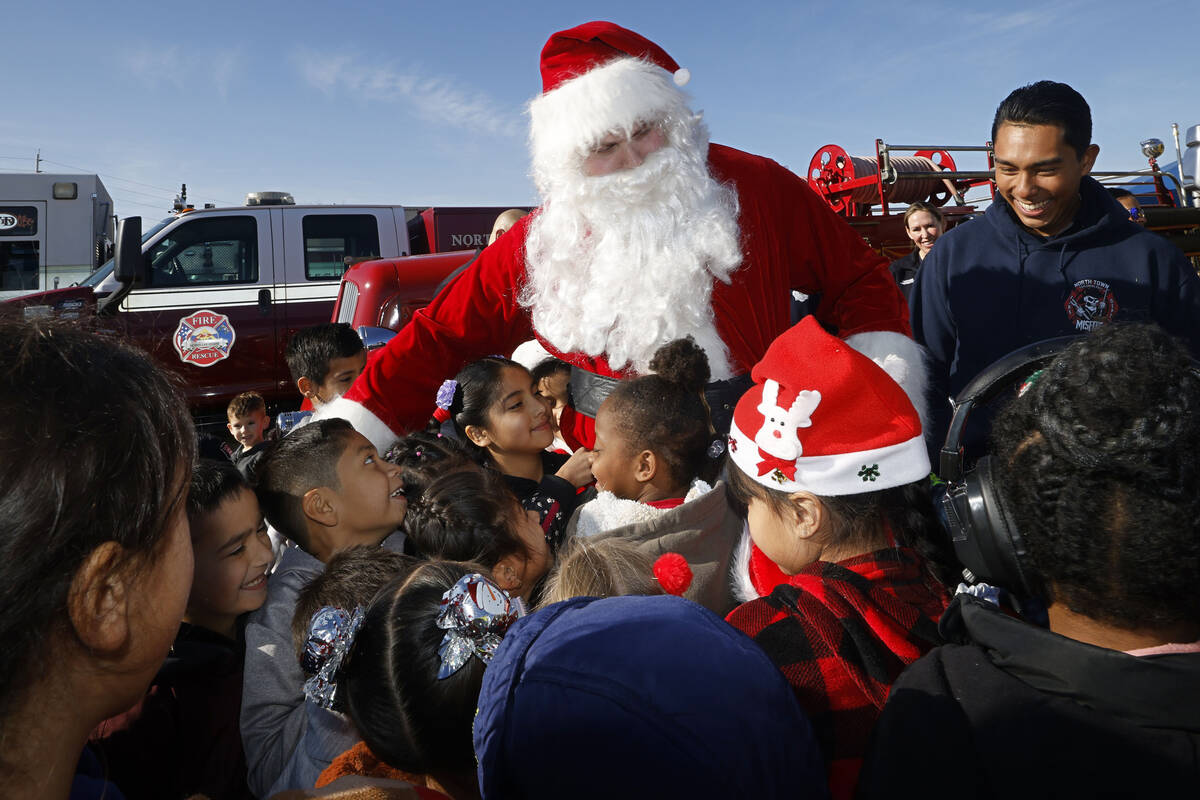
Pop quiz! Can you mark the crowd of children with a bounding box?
[3,311,1198,800]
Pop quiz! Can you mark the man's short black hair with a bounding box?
[254,418,357,549]
[992,80,1092,159]
[286,323,365,386]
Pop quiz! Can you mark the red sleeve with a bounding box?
[336,217,536,441]
[711,146,910,348]
[774,160,911,339]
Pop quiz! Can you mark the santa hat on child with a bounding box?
[529,21,695,180]
[727,317,929,496]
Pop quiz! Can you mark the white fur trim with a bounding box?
[728,419,929,496]
[573,480,713,538]
[730,524,758,603]
[673,67,690,86]
[510,339,552,371]
[529,57,692,180]
[314,396,399,453]
[844,330,930,433]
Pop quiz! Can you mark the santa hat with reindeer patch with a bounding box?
[727,317,929,496]
[529,21,695,183]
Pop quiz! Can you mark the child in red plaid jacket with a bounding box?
[722,317,955,799]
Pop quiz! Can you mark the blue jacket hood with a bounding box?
[473,594,826,799]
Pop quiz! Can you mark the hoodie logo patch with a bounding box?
[1065,279,1119,331]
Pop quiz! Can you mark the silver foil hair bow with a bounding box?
[435,573,523,680]
[302,605,365,710]
[435,379,459,411]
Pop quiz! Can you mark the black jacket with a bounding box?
[857,595,1200,797]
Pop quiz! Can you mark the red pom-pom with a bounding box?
[653,552,692,596]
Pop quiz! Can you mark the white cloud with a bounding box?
[122,45,186,89]
[293,50,521,137]
[121,44,241,98]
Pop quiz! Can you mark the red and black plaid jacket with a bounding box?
[726,547,947,800]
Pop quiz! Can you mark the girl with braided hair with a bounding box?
[859,323,1200,797]
[403,468,552,604]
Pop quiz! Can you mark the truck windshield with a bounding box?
[79,217,174,287]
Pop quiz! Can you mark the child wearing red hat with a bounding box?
[723,316,955,800]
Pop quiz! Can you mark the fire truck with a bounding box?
[4,193,521,425]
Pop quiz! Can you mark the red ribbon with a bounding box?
[755,449,797,480]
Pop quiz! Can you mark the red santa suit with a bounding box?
[324,23,920,451]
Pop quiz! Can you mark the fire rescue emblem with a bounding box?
[1065,279,1119,332]
[173,310,236,367]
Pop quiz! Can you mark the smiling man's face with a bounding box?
[993,122,1099,238]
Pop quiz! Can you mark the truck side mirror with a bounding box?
[357,326,396,352]
[114,216,144,284]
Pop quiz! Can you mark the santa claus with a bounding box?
[324,21,923,451]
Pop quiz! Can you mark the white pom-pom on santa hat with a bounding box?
[673,67,690,86]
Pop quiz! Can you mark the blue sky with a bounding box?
[2,0,1193,217]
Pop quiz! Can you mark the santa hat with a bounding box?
[529,22,694,181]
[727,317,929,496]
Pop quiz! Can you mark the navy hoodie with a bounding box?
[914,175,1200,452]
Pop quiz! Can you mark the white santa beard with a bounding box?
[522,130,742,379]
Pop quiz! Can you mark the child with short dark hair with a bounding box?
[569,337,742,614]
[285,323,368,409]
[0,318,195,800]
[530,356,572,452]
[227,391,271,476]
[93,459,272,800]
[404,467,551,605]
[241,418,409,797]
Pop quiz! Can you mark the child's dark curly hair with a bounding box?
[603,337,720,487]
[991,323,1200,630]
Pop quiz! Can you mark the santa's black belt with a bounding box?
[568,366,752,436]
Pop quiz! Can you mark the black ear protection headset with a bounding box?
[937,336,1081,597]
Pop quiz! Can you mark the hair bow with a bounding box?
[301,605,364,710]
[435,379,459,411]
[435,573,523,680]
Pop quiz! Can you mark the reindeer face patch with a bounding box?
[754,379,821,461]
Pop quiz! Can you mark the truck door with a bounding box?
[278,208,396,349]
[118,210,278,419]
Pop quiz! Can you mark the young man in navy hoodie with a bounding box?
[912,80,1200,454]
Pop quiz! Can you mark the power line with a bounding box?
[40,158,180,194]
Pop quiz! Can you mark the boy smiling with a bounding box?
[92,460,274,800]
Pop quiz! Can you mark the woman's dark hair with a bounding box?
[341,560,491,777]
[604,337,721,486]
[403,467,528,567]
[725,465,959,588]
[384,430,473,504]
[0,318,195,725]
[991,323,1200,630]
[992,80,1092,159]
[437,356,529,462]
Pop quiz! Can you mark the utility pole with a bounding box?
[35,149,41,173]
